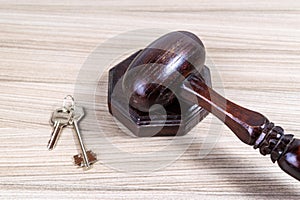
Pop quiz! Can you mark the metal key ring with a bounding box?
[63,95,75,111]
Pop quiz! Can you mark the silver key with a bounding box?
[47,108,72,150]
[70,106,97,168]
[47,95,97,169]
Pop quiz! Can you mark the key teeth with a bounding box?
[73,150,97,168]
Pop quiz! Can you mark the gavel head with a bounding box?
[122,31,206,112]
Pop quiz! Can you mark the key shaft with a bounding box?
[48,108,72,150]
[72,119,90,168]
[48,121,65,150]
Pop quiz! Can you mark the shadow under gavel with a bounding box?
[108,31,300,181]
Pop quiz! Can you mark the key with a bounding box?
[47,108,72,150]
[70,106,97,168]
[47,95,97,169]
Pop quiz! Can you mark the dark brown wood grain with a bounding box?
[107,50,211,137]
[278,139,300,180]
[119,30,300,181]
[181,74,268,145]
[122,31,206,112]
[181,74,300,181]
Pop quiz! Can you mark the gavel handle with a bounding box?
[180,74,300,181]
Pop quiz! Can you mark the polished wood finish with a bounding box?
[181,74,268,145]
[108,49,212,137]
[120,31,300,181]
[181,75,299,180]
[278,139,300,180]
[122,31,206,112]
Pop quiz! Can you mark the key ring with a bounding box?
[63,95,75,111]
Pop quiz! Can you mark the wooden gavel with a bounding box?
[108,31,300,181]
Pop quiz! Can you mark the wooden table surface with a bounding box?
[1,1,300,199]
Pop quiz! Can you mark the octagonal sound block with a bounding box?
[108,50,212,137]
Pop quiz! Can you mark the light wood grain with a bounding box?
[1,0,300,199]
